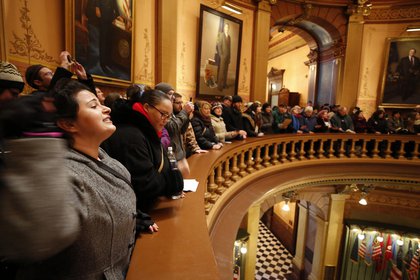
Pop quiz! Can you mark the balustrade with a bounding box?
[203,134,420,218]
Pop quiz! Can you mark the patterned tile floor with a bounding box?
[255,221,293,280]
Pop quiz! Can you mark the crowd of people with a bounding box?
[0,51,419,279]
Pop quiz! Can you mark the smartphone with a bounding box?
[67,55,75,64]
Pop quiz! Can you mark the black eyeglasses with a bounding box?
[148,103,170,120]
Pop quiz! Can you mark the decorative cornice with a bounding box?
[366,6,420,22]
[348,192,420,209]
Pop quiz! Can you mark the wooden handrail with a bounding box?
[126,133,420,280]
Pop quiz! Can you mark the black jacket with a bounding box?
[191,116,219,150]
[102,102,183,212]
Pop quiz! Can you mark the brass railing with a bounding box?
[204,134,419,217]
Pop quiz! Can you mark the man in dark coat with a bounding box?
[222,95,247,139]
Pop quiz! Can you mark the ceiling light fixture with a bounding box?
[221,2,242,15]
[406,26,420,32]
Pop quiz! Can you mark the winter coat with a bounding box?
[165,111,189,161]
[101,102,184,212]
[191,116,219,150]
[210,114,237,141]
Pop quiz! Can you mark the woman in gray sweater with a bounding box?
[17,79,137,279]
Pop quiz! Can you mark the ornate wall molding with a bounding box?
[177,41,195,89]
[366,6,420,22]
[135,28,153,84]
[9,0,57,64]
[238,58,249,93]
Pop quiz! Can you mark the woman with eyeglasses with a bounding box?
[102,89,184,219]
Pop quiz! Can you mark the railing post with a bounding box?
[318,139,325,159]
[384,140,392,159]
[297,140,305,160]
[338,139,345,158]
[239,152,247,177]
[262,144,272,167]
[289,141,297,161]
[254,146,263,170]
[207,170,219,204]
[349,139,356,158]
[271,142,280,165]
[246,148,255,173]
[223,159,233,188]
[231,154,241,182]
[372,139,380,158]
[413,142,419,159]
[215,164,226,195]
[361,139,368,158]
[308,139,315,159]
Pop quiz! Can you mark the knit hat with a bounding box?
[232,95,242,103]
[223,95,232,101]
[155,82,174,94]
[0,61,25,92]
[211,102,223,111]
[25,64,45,89]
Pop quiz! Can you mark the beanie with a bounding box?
[25,64,45,89]
[232,95,242,103]
[155,82,174,94]
[0,61,25,92]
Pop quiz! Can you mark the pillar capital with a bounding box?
[347,0,372,20]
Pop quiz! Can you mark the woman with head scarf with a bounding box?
[210,102,238,142]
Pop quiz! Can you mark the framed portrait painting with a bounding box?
[66,0,134,86]
[196,5,242,99]
[379,37,420,108]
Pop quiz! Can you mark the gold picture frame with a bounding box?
[379,37,420,108]
[65,0,134,87]
[196,5,243,99]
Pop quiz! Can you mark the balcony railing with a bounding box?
[126,133,420,280]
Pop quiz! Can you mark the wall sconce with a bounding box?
[281,199,290,212]
[281,191,297,212]
[376,234,384,243]
[406,26,420,32]
[397,239,404,246]
[358,233,366,240]
[221,2,242,14]
[359,192,368,205]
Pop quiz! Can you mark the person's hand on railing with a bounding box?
[257,132,264,137]
[212,143,223,150]
[194,149,209,154]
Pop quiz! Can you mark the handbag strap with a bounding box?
[158,147,164,173]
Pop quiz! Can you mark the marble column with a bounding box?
[250,1,271,103]
[244,205,260,280]
[323,194,350,280]
[308,211,328,280]
[337,0,371,108]
[291,202,309,280]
